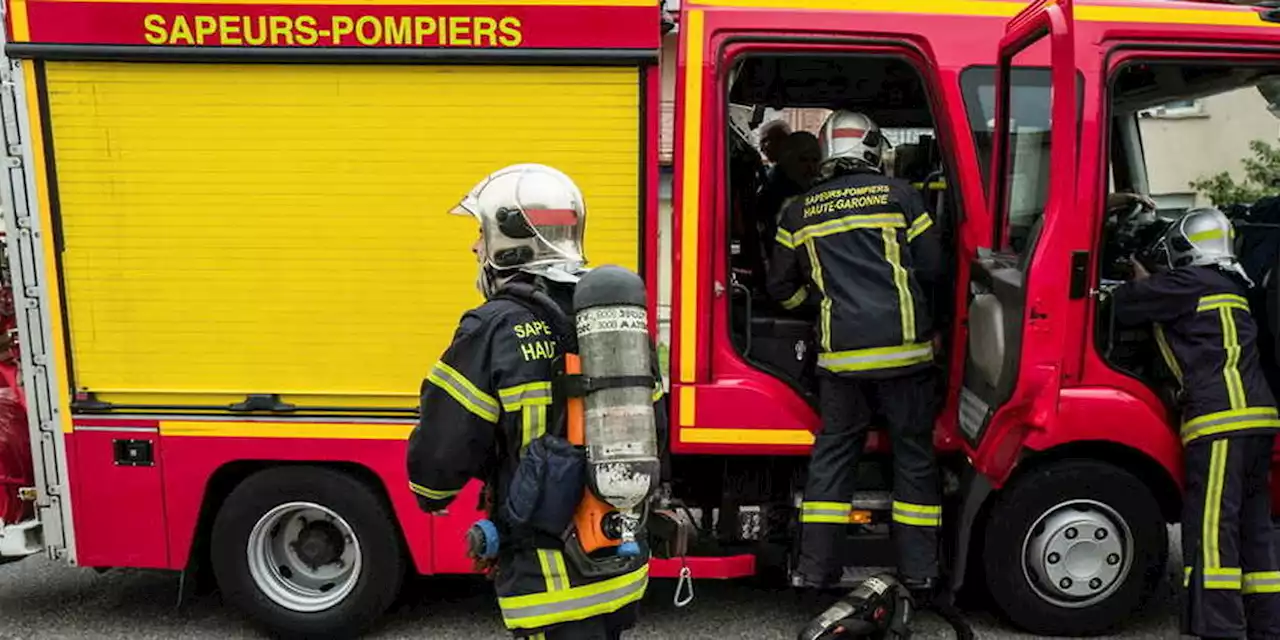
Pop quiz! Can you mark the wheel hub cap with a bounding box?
[1022,499,1133,609]
[295,520,344,569]
[246,501,362,613]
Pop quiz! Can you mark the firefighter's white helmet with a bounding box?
[1154,207,1236,269]
[1143,207,1252,283]
[450,163,587,278]
[816,110,889,173]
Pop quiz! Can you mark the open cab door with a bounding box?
[957,0,1080,484]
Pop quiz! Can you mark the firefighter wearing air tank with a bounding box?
[766,110,944,593]
[404,163,668,640]
[1112,207,1280,640]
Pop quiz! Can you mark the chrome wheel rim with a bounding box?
[1021,499,1133,609]
[246,501,361,613]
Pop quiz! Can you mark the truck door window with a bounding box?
[1097,59,1280,393]
[961,65,1052,256]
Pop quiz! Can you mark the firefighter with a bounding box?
[405,163,666,640]
[1112,207,1280,640]
[766,110,944,594]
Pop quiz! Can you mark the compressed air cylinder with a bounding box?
[573,265,660,519]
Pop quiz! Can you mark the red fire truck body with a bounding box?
[1,0,1279,637]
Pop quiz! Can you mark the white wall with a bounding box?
[1140,87,1280,209]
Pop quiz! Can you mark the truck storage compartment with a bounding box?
[42,62,642,413]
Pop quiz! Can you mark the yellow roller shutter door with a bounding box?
[44,62,640,410]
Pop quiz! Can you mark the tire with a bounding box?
[210,465,406,639]
[982,459,1168,636]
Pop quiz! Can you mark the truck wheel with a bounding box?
[210,466,405,639]
[982,459,1167,636]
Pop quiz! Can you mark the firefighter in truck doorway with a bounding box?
[766,110,945,597]
[405,163,667,640]
[1112,207,1280,640]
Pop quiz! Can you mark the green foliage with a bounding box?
[1190,139,1280,207]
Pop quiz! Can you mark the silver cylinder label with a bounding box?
[576,306,647,337]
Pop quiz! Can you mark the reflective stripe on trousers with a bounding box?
[1182,407,1280,444]
[498,563,649,630]
[1183,566,1243,590]
[1245,571,1280,594]
[800,501,850,524]
[817,342,933,373]
[891,500,941,527]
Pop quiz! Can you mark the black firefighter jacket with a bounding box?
[766,168,944,379]
[405,276,668,634]
[1112,265,1280,445]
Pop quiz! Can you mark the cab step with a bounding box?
[0,518,41,560]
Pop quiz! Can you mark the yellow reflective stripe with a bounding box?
[1205,440,1229,572]
[1204,566,1243,590]
[1189,228,1226,243]
[1244,571,1280,594]
[1221,307,1247,410]
[498,564,648,630]
[1200,300,1252,313]
[1182,407,1280,444]
[805,241,831,351]
[883,227,915,341]
[780,287,808,310]
[776,227,797,250]
[910,180,947,190]
[817,342,934,373]
[1199,293,1250,306]
[651,385,664,403]
[891,500,941,527]
[801,501,851,525]
[793,212,906,245]
[1154,324,1183,384]
[1197,293,1250,313]
[427,362,500,423]
[521,404,548,454]
[499,381,554,411]
[537,549,569,593]
[1187,566,1245,590]
[907,213,933,242]
[409,482,459,500]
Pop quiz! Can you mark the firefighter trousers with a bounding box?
[796,369,940,584]
[517,604,637,640]
[1182,434,1280,639]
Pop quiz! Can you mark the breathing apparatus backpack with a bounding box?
[466,268,660,580]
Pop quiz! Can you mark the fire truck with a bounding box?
[2,0,1280,636]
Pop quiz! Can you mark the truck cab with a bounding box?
[665,0,1280,635]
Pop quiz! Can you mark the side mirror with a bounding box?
[1257,76,1280,119]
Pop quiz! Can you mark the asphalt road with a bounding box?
[0,530,1186,640]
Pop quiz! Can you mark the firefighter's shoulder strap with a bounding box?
[488,280,578,439]
[485,281,587,543]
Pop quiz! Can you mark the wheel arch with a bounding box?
[185,460,414,579]
[1011,440,1182,522]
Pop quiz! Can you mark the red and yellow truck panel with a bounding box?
[3,0,662,573]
